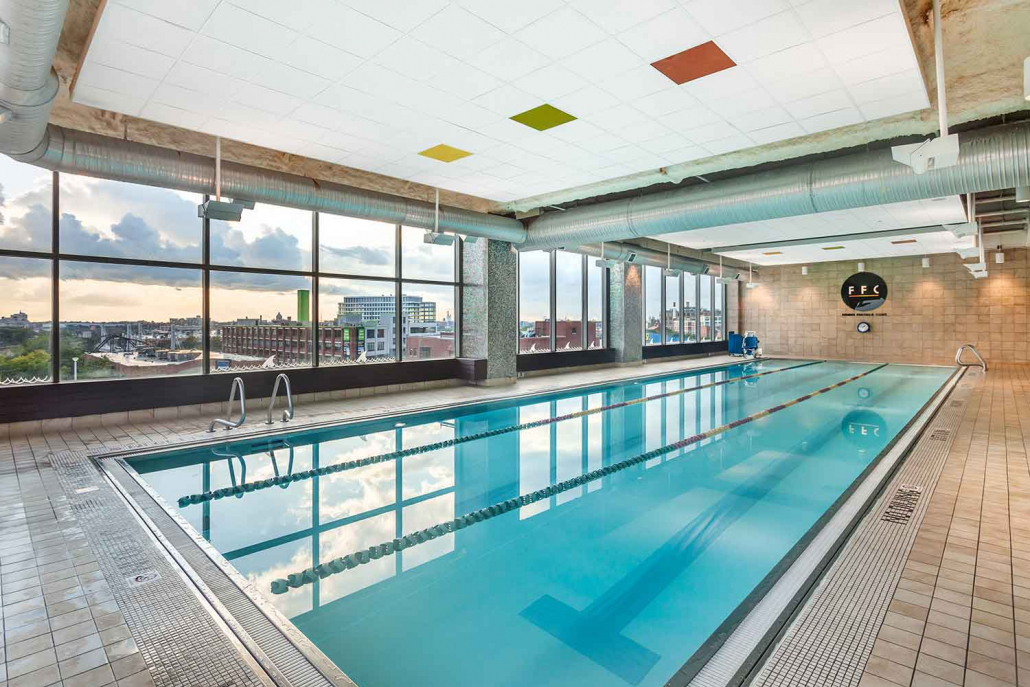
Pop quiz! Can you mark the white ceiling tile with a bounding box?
[343,0,450,32]
[479,118,541,145]
[859,90,930,120]
[848,69,925,105]
[270,119,331,142]
[605,145,655,165]
[679,66,759,101]
[794,0,900,38]
[598,65,674,101]
[318,129,372,153]
[618,8,710,63]
[180,35,263,78]
[618,119,674,144]
[467,37,553,82]
[516,7,608,61]
[306,3,400,57]
[232,0,334,33]
[514,64,589,101]
[473,87,541,116]
[202,3,298,59]
[570,0,677,34]
[139,102,208,130]
[232,83,304,116]
[706,88,776,118]
[112,0,219,31]
[448,103,505,130]
[86,40,175,81]
[149,82,224,113]
[96,4,194,57]
[704,132,754,155]
[73,84,147,116]
[833,44,919,86]
[430,61,504,100]
[337,66,413,105]
[247,60,331,100]
[656,105,723,132]
[412,5,507,60]
[163,62,246,99]
[552,85,621,116]
[374,38,458,81]
[681,0,789,36]
[746,43,827,83]
[747,121,806,144]
[577,132,631,153]
[799,106,863,134]
[717,12,808,64]
[590,103,651,130]
[634,87,698,117]
[563,39,644,80]
[662,145,709,163]
[816,13,911,65]
[456,0,564,33]
[212,101,282,128]
[684,120,739,143]
[483,163,527,180]
[728,105,793,132]
[76,62,160,100]
[783,88,853,119]
[278,37,363,82]
[759,66,843,103]
[639,132,693,154]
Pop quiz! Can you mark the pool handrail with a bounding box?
[266,373,294,425]
[955,344,987,372]
[208,377,246,432]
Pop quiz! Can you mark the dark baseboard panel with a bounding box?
[516,348,619,373]
[642,341,727,359]
[0,358,487,424]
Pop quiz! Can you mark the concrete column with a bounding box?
[608,262,643,365]
[461,238,517,384]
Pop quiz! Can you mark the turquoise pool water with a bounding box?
[130,360,953,687]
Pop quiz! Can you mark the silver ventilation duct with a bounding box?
[573,241,709,274]
[0,0,66,155]
[15,125,528,243]
[521,122,1030,251]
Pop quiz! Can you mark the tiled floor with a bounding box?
[859,364,1030,687]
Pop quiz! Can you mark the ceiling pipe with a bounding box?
[574,241,710,274]
[0,0,66,156]
[15,125,527,243]
[520,122,1030,251]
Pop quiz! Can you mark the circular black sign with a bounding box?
[841,272,887,312]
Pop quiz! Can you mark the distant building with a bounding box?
[339,295,436,323]
[0,311,30,328]
[519,319,601,352]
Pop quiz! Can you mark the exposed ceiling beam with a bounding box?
[703,225,950,254]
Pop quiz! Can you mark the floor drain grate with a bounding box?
[929,429,950,441]
[881,485,922,524]
[950,400,964,408]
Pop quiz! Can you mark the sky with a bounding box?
[0,158,455,323]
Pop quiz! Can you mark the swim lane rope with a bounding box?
[176,360,822,509]
[269,362,888,595]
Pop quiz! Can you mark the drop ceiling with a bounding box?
[74,0,929,203]
[667,196,972,264]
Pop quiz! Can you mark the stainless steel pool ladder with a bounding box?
[266,373,294,424]
[956,344,987,372]
[208,377,246,432]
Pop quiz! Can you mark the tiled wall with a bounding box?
[741,250,1028,365]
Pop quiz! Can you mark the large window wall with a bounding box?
[0,161,460,385]
[642,266,726,346]
[517,249,607,354]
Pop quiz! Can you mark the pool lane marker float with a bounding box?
[176,360,823,508]
[269,362,888,595]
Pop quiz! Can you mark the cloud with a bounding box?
[321,245,392,267]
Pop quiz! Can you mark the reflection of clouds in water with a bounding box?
[320,512,395,604]
[320,461,396,522]
[400,425,454,500]
[236,540,312,619]
[402,494,455,571]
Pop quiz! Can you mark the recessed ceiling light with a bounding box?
[891,239,918,244]
[762,251,782,255]
[418,144,472,163]
[510,104,577,131]
[821,246,845,250]
[651,41,735,85]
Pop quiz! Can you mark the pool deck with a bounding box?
[0,355,1004,687]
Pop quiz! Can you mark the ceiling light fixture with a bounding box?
[891,239,918,245]
[922,257,931,268]
[996,250,1005,264]
[857,262,866,272]
[1025,55,1029,101]
[595,241,619,269]
[745,263,760,289]
[424,188,454,245]
[802,266,808,276]
[664,244,681,277]
[1016,186,1030,203]
[822,246,845,251]
[197,137,248,222]
[891,0,959,174]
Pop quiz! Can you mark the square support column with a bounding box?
[609,262,643,365]
[461,239,517,384]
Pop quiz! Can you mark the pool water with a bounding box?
[130,360,953,687]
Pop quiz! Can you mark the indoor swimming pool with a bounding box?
[125,359,954,687]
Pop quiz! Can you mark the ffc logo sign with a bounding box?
[841,272,888,312]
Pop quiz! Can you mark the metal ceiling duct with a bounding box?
[573,241,709,274]
[0,0,66,156]
[520,122,1030,251]
[16,125,527,242]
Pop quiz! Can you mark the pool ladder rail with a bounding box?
[208,377,246,432]
[956,344,987,372]
[266,373,294,425]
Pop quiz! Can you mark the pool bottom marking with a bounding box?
[269,363,888,598]
[176,360,822,508]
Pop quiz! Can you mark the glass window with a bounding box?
[518,250,550,354]
[0,256,51,384]
[555,250,582,352]
[714,281,725,340]
[60,261,203,380]
[319,278,397,364]
[587,258,604,349]
[664,272,680,343]
[209,271,312,372]
[211,203,311,272]
[643,265,662,346]
[319,215,395,277]
[683,273,698,343]
[0,157,52,251]
[401,225,454,282]
[700,275,713,342]
[401,283,455,360]
[59,174,202,262]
